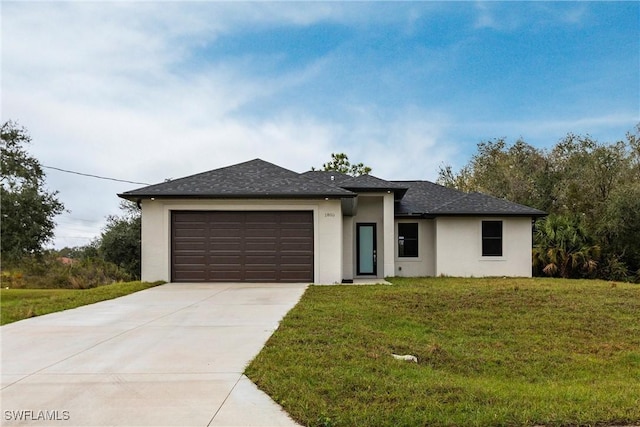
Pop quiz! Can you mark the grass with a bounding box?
[0,281,164,325]
[246,277,640,427]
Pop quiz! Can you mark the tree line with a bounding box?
[1,121,140,287]
[438,127,640,282]
[2,120,638,285]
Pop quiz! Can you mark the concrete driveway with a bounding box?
[0,283,307,426]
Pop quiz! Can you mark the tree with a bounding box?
[1,121,64,262]
[436,164,475,193]
[548,134,628,225]
[315,153,372,176]
[56,242,100,260]
[437,138,552,211]
[597,149,640,280]
[98,201,141,279]
[532,214,601,279]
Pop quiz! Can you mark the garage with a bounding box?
[171,211,314,282]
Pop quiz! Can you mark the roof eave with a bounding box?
[394,212,546,219]
[429,212,547,218]
[394,213,432,219]
[344,187,408,200]
[118,193,357,201]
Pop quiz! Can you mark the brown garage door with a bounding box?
[171,211,314,282]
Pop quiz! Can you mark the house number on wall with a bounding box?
[324,213,336,217]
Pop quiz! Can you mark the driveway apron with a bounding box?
[0,283,307,426]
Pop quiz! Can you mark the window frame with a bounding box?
[481,220,503,257]
[398,223,419,258]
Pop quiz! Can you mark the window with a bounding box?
[482,221,503,257]
[398,223,419,257]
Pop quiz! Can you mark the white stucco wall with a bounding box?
[394,219,435,277]
[140,198,343,284]
[342,216,354,281]
[382,193,395,277]
[435,216,533,277]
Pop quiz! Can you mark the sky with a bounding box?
[2,1,639,249]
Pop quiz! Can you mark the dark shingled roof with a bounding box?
[118,159,545,217]
[394,181,467,216]
[301,171,408,199]
[394,181,546,217]
[300,170,352,185]
[119,159,356,200]
[430,192,547,216]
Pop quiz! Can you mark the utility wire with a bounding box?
[57,236,94,240]
[57,216,100,224]
[43,165,151,186]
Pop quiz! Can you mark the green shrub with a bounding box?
[4,254,132,289]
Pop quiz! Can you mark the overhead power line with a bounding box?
[43,165,151,186]
[57,216,100,224]
[54,235,96,242]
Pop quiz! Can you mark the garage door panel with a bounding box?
[174,238,206,247]
[174,236,206,243]
[209,250,241,258]
[210,256,242,265]
[173,271,209,281]
[244,265,278,272]
[281,241,313,251]
[280,272,313,281]
[173,267,205,273]
[208,228,243,238]
[287,252,311,259]
[175,254,207,267]
[172,211,313,282]
[174,229,207,238]
[245,229,279,238]
[208,220,242,227]
[208,272,243,282]
[208,242,241,252]
[281,221,311,227]
[280,218,312,226]
[244,272,278,281]
[280,229,313,239]
[208,265,243,273]
[245,256,278,265]
[173,218,206,226]
[173,249,206,256]
[245,219,278,227]
[245,242,277,251]
[174,214,208,223]
[281,269,314,276]
[280,254,313,264]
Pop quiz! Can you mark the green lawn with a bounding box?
[246,277,640,427]
[0,281,164,325]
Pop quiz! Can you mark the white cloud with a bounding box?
[472,2,527,31]
[2,1,634,249]
[323,105,456,181]
[472,1,590,32]
[2,2,354,248]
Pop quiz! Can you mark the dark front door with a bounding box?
[357,223,377,275]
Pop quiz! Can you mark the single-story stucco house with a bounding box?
[119,159,546,284]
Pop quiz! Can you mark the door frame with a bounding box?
[356,223,377,276]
